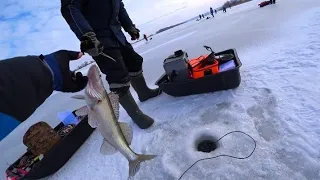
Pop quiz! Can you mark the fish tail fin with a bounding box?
[128,154,157,178]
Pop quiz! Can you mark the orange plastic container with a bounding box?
[188,55,219,79]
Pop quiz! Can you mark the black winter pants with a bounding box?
[93,42,143,93]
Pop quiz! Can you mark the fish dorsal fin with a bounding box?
[71,95,85,100]
[108,92,120,119]
[100,139,117,155]
[86,83,106,100]
[75,106,89,116]
[119,122,133,145]
[88,111,100,128]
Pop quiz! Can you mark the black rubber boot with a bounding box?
[119,90,154,129]
[130,73,162,102]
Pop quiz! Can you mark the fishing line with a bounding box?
[178,131,257,180]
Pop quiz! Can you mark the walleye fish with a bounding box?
[72,65,156,178]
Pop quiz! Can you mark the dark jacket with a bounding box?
[61,0,134,47]
[0,56,53,122]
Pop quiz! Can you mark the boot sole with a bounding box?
[139,120,154,129]
[139,90,163,102]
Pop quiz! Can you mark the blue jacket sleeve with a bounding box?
[119,0,134,32]
[0,113,20,141]
[61,0,93,40]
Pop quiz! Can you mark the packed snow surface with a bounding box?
[1,0,320,179]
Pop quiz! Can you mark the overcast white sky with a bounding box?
[0,0,224,68]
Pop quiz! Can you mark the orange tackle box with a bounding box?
[188,54,219,79]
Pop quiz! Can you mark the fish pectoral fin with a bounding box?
[71,95,85,100]
[88,112,100,128]
[119,122,133,145]
[108,92,120,119]
[100,139,117,155]
[75,106,89,116]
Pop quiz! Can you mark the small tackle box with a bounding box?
[163,50,189,82]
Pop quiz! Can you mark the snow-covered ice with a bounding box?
[1,0,320,179]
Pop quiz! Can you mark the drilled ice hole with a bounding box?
[194,134,219,153]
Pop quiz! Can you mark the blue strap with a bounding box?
[0,112,20,141]
[44,54,63,91]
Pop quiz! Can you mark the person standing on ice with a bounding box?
[223,7,227,13]
[60,0,161,129]
[0,50,88,141]
[143,34,148,42]
[210,7,214,17]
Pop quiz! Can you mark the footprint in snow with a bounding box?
[216,102,232,110]
[247,87,280,142]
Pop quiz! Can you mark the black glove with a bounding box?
[42,50,88,93]
[80,32,104,57]
[127,25,140,40]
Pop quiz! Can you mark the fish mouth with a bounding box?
[85,65,105,100]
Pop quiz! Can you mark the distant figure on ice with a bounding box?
[270,0,276,4]
[143,34,148,42]
[202,14,205,18]
[215,9,217,14]
[210,7,214,17]
[223,7,227,13]
[199,14,202,19]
